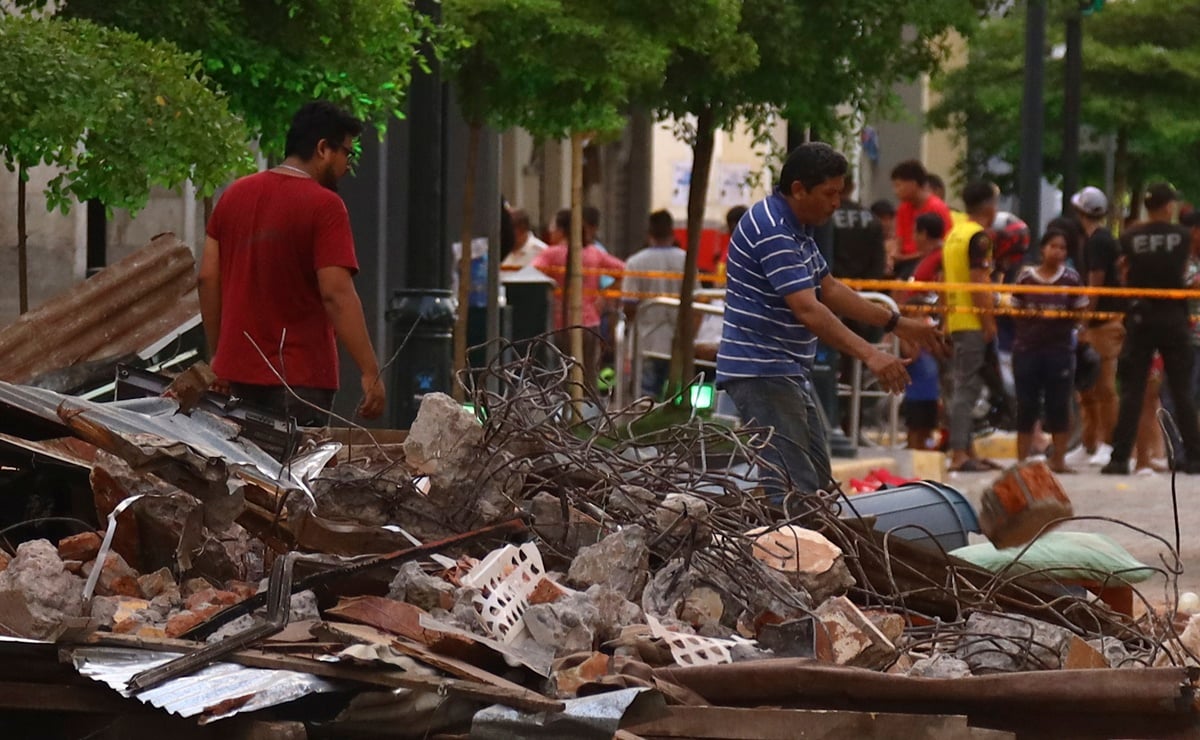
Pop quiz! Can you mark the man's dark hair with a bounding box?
[927,173,946,196]
[870,199,896,219]
[890,159,928,186]
[725,205,747,233]
[554,208,572,235]
[777,142,848,193]
[648,210,675,243]
[962,180,998,215]
[915,212,945,240]
[583,205,601,228]
[284,100,363,159]
[510,208,531,232]
[1144,182,1179,212]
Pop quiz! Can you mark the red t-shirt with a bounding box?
[206,171,358,389]
[895,194,953,256]
[534,244,626,328]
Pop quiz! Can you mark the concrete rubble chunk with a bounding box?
[523,592,599,657]
[641,559,693,619]
[1088,636,1132,668]
[654,493,711,541]
[388,561,456,612]
[0,539,85,639]
[816,596,896,669]
[552,652,610,695]
[584,584,644,643]
[82,553,142,598]
[402,392,483,477]
[680,586,724,630]
[567,526,650,602]
[956,611,1076,673]
[136,568,177,600]
[909,653,973,679]
[747,525,855,603]
[863,608,906,645]
[606,486,657,519]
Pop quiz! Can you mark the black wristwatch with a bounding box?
[883,309,901,333]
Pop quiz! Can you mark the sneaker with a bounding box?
[1063,446,1090,466]
[1088,443,1113,467]
[1101,459,1130,475]
[1134,467,1158,477]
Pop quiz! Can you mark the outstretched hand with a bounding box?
[358,373,386,419]
[865,350,913,394]
[894,316,950,360]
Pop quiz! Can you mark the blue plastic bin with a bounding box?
[839,481,980,551]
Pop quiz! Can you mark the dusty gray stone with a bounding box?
[530,492,567,543]
[450,586,484,633]
[567,526,649,602]
[150,587,184,614]
[654,494,710,541]
[680,586,724,629]
[0,539,84,638]
[585,584,644,642]
[640,560,693,619]
[523,593,599,656]
[90,596,123,627]
[909,653,973,679]
[606,486,657,519]
[956,612,1075,673]
[731,643,775,662]
[1088,637,1133,668]
[289,590,319,622]
[206,613,257,643]
[403,392,483,476]
[388,561,456,612]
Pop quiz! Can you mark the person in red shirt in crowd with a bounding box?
[198,101,386,425]
[891,160,954,280]
[533,209,626,389]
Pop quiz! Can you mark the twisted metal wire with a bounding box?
[437,334,1191,670]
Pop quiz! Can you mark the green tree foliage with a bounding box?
[0,14,252,210]
[42,0,432,157]
[654,0,982,400]
[929,0,1200,206]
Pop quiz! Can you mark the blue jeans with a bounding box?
[724,375,831,504]
[641,357,670,400]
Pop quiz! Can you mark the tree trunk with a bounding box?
[668,107,717,406]
[17,165,28,314]
[568,131,586,403]
[1112,129,1129,230]
[453,122,481,401]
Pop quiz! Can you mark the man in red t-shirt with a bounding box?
[891,160,954,280]
[198,101,385,425]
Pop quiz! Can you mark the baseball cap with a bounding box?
[1070,186,1108,218]
[1145,183,1180,212]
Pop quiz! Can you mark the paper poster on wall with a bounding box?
[716,164,753,207]
[671,162,692,206]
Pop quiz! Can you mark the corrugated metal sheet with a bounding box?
[71,646,344,724]
[0,233,200,384]
[0,382,312,508]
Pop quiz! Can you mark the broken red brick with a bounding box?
[181,578,212,597]
[816,596,896,669]
[528,577,568,605]
[165,604,223,638]
[553,652,611,695]
[57,532,102,562]
[185,588,241,611]
[0,551,10,574]
[83,553,140,597]
[226,580,260,602]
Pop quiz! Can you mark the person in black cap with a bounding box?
[1102,183,1200,474]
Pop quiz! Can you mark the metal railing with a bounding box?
[843,292,902,450]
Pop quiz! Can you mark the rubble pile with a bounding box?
[0,340,1197,737]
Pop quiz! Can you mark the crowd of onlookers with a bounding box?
[501,157,1200,475]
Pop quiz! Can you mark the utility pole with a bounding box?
[1061,9,1082,214]
[1018,0,1046,239]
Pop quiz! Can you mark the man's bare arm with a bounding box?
[1087,269,1105,312]
[970,266,996,341]
[198,236,222,357]
[785,288,911,393]
[317,266,385,418]
[821,275,949,358]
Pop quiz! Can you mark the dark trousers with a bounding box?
[1013,349,1074,434]
[724,375,831,505]
[1110,311,1200,466]
[229,382,335,428]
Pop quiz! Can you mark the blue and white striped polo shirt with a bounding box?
[716,191,829,384]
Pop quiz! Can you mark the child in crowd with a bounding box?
[1010,230,1088,472]
[900,308,940,450]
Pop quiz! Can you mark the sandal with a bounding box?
[950,458,992,473]
[1049,465,1077,474]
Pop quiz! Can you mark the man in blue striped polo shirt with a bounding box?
[718,143,947,506]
